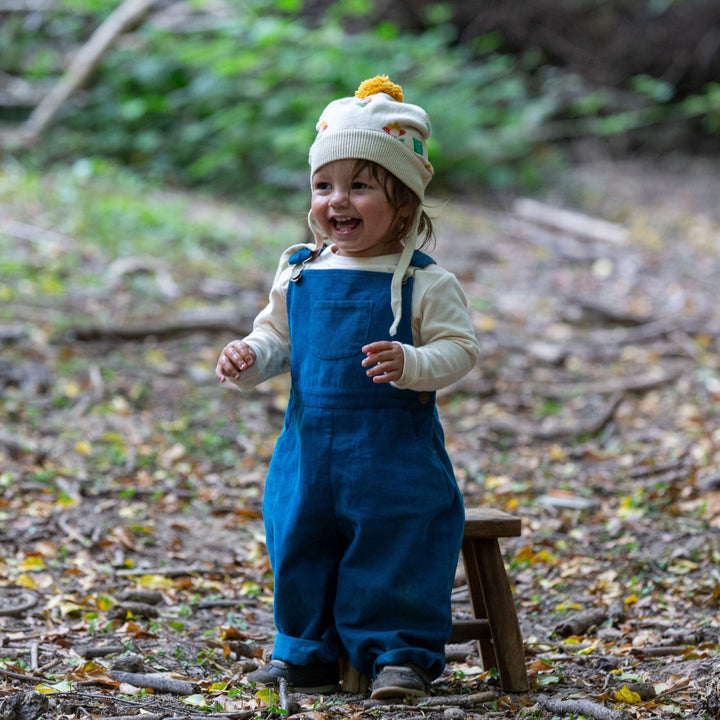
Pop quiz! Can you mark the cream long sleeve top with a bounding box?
[232,243,480,392]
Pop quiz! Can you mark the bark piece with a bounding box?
[537,693,630,720]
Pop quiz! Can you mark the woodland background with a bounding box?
[1,1,720,719]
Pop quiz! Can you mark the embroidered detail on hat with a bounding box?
[413,138,424,154]
[383,122,406,138]
[317,120,328,132]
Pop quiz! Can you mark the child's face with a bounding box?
[311,159,405,257]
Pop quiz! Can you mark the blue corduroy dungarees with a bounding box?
[262,248,465,679]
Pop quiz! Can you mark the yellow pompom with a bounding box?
[355,75,404,102]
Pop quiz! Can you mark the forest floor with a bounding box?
[1,152,720,720]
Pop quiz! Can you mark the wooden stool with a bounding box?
[341,507,529,694]
[450,507,529,693]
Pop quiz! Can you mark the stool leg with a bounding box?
[463,538,529,693]
[340,657,369,694]
[461,538,497,670]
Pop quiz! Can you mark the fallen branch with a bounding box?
[489,391,623,441]
[0,587,40,617]
[540,368,681,399]
[17,0,158,145]
[631,645,689,657]
[537,694,630,720]
[82,645,127,659]
[585,316,720,348]
[554,608,607,637]
[366,691,497,711]
[92,715,166,720]
[109,670,199,695]
[60,312,252,342]
[562,293,653,326]
[115,564,208,577]
[512,197,628,244]
[0,430,42,459]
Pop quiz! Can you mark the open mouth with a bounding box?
[332,216,361,234]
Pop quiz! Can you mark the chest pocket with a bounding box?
[310,300,373,360]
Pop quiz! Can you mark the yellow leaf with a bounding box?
[15,573,39,590]
[485,474,510,489]
[61,380,82,398]
[577,642,599,655]
[36,680,73,694]
[513,545,535,564]
[75,439,93,456]
[555,602,582,612]
[59,601,85,617]
[241,581,261,596]
[255,688,279,707]
[93,594,114,611]
[614,685,643,704]
[477,314,496,332]
[181,694,211,708]
[19,556,45,572]
[137,574,176,590]
[624,594,638,605]
[549,444,566,462]
[209,681,227,692]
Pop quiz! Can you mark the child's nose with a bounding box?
[329,186,350,207]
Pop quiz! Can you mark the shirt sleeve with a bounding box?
[228,243,311,389]
[394,266,480,392]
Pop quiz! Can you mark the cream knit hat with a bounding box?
[308,76,434,336]
[309,76,433,201]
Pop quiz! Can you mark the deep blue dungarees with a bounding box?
[262,248,465,679]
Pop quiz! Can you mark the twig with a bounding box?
[278,677,290,712]
[0,667,49,683]
[57,515,92,547]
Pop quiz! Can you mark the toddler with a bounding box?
[216,76,480,699]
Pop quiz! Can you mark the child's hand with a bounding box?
[216,340,256,383]
[361,341,404,384]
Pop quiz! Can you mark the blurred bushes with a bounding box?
[3,0,719,206]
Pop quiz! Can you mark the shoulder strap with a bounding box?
[289,244,326,283]
[410,249,435,268]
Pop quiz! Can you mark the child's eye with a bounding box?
[314,181,331,191]
[352,181,368,190]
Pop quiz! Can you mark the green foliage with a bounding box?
[4,0,718,204]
